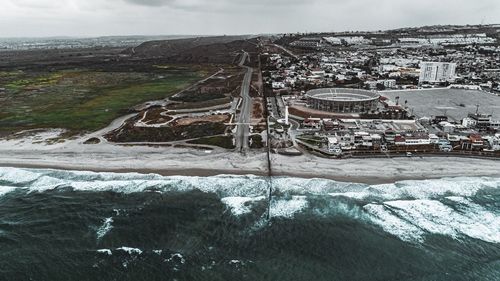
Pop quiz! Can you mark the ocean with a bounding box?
[0,167,499,281]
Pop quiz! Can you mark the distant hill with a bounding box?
[124,35,260,64]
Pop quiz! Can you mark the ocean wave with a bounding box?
[364,203,426,242]
[364,198,500,243]
[1,167,499,200]
[0,167,43,186]
[331,177,500,202]
[0,167,269,197]
[270,196,309,218]
[1,167,499,244]
[0,185,18,196]
[96,217,114,241]
[221,196,266,216]
[97,249,112,256]
[116,247,143,255]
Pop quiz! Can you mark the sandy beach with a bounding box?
[0,129,499,184]
[271,154,500,184]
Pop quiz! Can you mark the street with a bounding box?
[235,51,254,152]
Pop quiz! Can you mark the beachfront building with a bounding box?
[394,133,431,146]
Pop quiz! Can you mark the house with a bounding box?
[462,117,477,128]
[405,133,431,145]
[468,113,491,131]
[469,134,484,148]
[439,122,456,133]
[327,137,343,155]
[303,118,321,129]
[429,134,439,144]
[490,120,500,131]
[434,116,448,124]
[365,81,378,90]
[377,79,397,89]
[486,134,500,150]
[394,133,430,146]
[323,120,342,131]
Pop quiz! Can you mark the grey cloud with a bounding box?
[0,0,499,37]
[121,0,312,10]
[123,0,175,7]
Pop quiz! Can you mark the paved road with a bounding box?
[235,52,253,152]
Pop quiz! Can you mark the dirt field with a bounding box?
[174,114,230,126]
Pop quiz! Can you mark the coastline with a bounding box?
[1,154,499,185]
[1,130,499,185]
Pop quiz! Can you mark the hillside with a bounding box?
[125,36,260,64]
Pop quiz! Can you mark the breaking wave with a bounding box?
[1,167,499,244]
[96,217,114,241]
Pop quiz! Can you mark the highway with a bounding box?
[235,51,253,152]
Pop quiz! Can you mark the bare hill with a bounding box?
[125,36,260,64]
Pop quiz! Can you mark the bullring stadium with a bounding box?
[306,88,380,113]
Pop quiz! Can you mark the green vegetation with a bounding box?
[250,134,264,149]
[106,121,227,143]
[296,136,326,147]
[188,135,235,149]
[0,67,206,134]
[5,72,64,91]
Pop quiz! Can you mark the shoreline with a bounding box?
[0,129,499,185]
[1,161,499,185]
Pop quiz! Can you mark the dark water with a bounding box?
[0,167,499,281]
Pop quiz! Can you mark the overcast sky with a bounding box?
[1,0,499,37]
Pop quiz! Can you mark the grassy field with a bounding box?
[0,66,209,134]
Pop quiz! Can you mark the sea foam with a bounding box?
[1,167,499,244]
[221,196,266,216]
[96,217,114,241]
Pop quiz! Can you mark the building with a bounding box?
[306,88,380,113]
[419,62,457,84]
[468,113,491,131]
[487,134,500,150]
[464,134,484,150]
[462,117,477,128]
[290,37,324,48]
[395,133,431,146]
[490,120,500,131]
[377,79,397,89]
[439,121,456,133]
[272,82,285,89]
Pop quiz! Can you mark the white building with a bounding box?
[419,62,457,84]
[487,134,500,151]
[462,117,477,128]
[490,120,500,131]
[377,79,397,89]
[439,121,456,133]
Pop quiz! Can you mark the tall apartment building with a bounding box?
[419,62,457,84]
